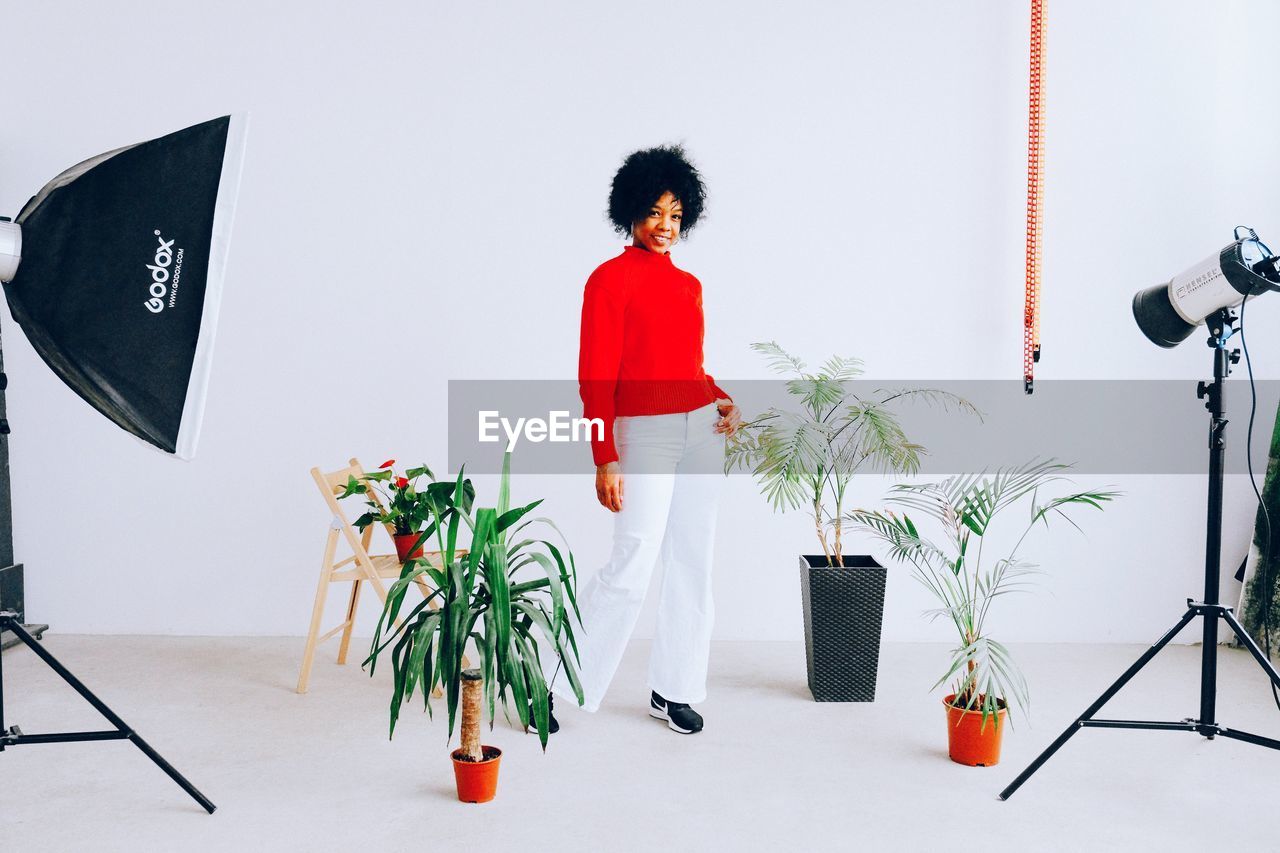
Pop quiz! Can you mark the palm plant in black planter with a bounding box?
[726,342,976,701]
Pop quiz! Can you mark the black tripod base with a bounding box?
[999,603,1280,800]
[0,612,216,813]
[1069,716,1280,747]
[2,622,47,650]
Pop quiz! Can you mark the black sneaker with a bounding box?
[649,691,703,734]
[527,691,559,735]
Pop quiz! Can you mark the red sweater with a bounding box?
[579,245,731,466]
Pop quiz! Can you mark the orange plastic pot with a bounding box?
[451,746,502,803]
[393,533,425,562]
[943,694,1007,767]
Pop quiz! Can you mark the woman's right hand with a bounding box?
[595,462,623,512]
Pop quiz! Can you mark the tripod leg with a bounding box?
[4,620,216,814]
[1220,609,1280,690]
[999,608,1197,801]
[0,616,6,750]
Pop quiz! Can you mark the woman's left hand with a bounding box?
[713,399,741,436]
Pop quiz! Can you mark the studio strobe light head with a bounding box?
[0,115,247,458]
[0,218,19,283]
[1132,227,1280,347]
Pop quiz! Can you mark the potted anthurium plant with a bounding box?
[340,459,441,561]
[365,452,582,803]
[726,342,977,702]
[847,460,1116,766]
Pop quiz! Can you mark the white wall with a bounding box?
[3,0,1279,644]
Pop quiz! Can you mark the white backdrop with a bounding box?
[2,0,1279,645]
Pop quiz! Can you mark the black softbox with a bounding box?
[0,114,248,458]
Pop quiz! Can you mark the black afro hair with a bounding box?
[607,144,707,237]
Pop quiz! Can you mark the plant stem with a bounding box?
[460,668,483,761]
[834,478,845,567]
[971,526,985,636]
[814,497,833,567]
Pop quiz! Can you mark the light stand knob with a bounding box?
[0,372,8,434]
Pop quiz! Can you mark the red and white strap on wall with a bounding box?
[1024,0,1045,395]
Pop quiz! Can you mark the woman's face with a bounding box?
[631,191,682,254]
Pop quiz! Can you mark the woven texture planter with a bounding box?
[799,554,887,702]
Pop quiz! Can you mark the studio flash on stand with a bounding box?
[1001,226,1280,800]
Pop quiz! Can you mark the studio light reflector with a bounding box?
[1133,226,1280,348]
[0,115,248,458]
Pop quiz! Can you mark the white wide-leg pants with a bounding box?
[552,402,725,712]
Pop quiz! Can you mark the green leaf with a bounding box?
[465,510,495,600]
[502,639,530,728]
[483,608,498,722]
[751,341,807,376]
[520,551,566,636]
[440,558,468,738]
[817,354,865,382]
[516,631,550,750]
[387,625,416,739]
[498,451,512,525]
[365,574,440,672]
[495,500,543,535]
[510,577,551,595]
[481,520,514,673]
[338,475,367,499]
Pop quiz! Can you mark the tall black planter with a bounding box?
[799,554,887,702]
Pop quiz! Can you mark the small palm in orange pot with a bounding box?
[944,693,1008,766]
[848,460,1117,765]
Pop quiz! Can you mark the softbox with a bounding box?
[0,114,248,459]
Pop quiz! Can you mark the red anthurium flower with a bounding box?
[379,459,395,469]
[395,477,409,489]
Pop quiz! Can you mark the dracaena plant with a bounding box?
[339,459,444,537]
[725,341,978,567]
[364,451,583,750]
[846,460,1117,726]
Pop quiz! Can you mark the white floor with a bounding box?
[1,635,1278,852]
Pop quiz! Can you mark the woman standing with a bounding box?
[546,145,740,735]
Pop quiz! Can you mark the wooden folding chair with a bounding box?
[296,458,462,694]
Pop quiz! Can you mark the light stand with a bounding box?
[0,351,215,813]
[0,612,215,813]
[0,334,46,648]
[1000,307,1280,799]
